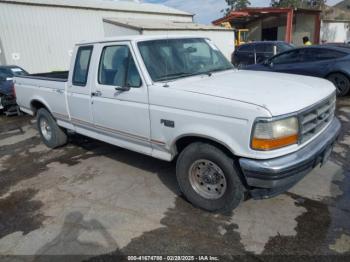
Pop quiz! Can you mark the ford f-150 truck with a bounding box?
[14,36,341,212]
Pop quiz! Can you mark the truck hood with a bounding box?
[169,70,336,116]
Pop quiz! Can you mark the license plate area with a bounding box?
[321,144,334,166]
[313,143,335,168]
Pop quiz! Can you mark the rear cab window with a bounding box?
[73,46,93,86]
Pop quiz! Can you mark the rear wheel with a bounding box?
[37,108,67,148]
[176,142,244,212]
[327,73,350,97]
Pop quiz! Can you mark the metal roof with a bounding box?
[103,17,233,31]
[0,0,192,16]
[213,7,321,25]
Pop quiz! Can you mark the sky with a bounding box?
[143,0,343,24]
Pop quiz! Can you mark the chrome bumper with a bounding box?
[239,117,341,199]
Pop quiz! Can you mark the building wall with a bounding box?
[142,30,235,60]
[293,13,316,46]
[246,17,286,42]
[321,21,350,43]
[277,26,286,41]
[0,2,192,73]
[246,20,262,42]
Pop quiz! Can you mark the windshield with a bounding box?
[138,38,233,82]
[278,43,295,53]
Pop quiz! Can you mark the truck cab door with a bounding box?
[91,42,151,155]
[67,45,94,126]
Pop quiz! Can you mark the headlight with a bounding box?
[252,117,299,151]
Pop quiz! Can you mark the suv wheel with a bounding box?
[37,108,67,148]
[327,73,350,97]
[176,142,244,212]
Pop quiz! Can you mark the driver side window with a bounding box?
[98,45,142,88]
[272,50,301,65]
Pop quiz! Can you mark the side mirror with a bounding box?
[115,85,131,92]
[264,59,273,68]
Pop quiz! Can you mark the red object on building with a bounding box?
[213,7,321,44]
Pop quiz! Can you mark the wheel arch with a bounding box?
[325,70,350,80]
[30,99,51,116]
[173,134,236,159]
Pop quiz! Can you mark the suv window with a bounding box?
[277,43,294,53]
[238,44,254,52]
[298,48,346,62]
[98,45,142,87]
[272,50,301,64]
[315,49,346,60]
[73,46,93,86]
[255,43,273,53]
[10,67,27,76]
[0,68,10,78]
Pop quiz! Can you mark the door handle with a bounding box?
[91,91,102,97]
[55,89,64,94]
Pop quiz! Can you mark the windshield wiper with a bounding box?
[207,67,233,75]
[157,68,232,82]
[157,72,198,82]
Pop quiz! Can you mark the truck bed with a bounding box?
[14,71,68,117]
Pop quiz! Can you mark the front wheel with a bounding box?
[37,108,67,148]
[327,73,350,97]
[176,142,244,212]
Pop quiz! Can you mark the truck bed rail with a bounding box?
[17,71,68,82]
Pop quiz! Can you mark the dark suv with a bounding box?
[0,65,28,114]
[232,41,294,67]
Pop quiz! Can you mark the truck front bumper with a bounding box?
[239,117,341,199]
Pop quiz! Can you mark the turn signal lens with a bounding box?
[252,117,299,151]
[252,134,298,150]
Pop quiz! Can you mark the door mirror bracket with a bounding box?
[115,85,131,92]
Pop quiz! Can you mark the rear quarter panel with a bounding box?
[327,58,350,77]
[14,77,68,117]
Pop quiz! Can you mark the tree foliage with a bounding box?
[223,0,251,14]
[271,0,326,9]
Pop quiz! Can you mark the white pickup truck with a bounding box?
[15,35,341,212]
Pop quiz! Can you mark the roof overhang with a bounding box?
[103,18,234,32]
[0,0,193,17]
[213,7,321,25]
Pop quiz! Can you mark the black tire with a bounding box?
[327,73,350,97]
[176,142,244,212]
[36,108,67,148]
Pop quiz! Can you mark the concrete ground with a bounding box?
[0,98,349,261]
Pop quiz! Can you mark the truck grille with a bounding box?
[299,94,336,144]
